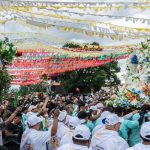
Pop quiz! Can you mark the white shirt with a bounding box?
[65,115,71,124]
[57,122,70,142]
[60,129,73,146]
[126,143,150,150]
[92,125,104,136]
[91,129,129,150]
[20,128,51,150]
[57,143,92,150]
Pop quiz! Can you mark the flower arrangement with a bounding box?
[0,38,17,69]
[105,86,149,109]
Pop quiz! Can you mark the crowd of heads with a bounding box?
[0,91,150,150]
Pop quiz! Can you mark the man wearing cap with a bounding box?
[55,110,70,144]
[91,114,129,150]
[92,111,111,135]
[60,116,81,146]
[126,121,150,150]
[20,109,60,150]
[89,105,101,124]
[78,111,95,133]
[58,125,92,150]
[96,103,104,110]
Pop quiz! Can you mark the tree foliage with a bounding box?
[90,42,99,46]
[63,41,100,48]
[0,38,17,101]
[63,42,81,48]
[55,61,121,93]
[18,83,47,96]
[0,70,12,100]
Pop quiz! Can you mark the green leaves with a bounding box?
[141,42,149,49]
[63,42,81,48]
[56,61,121,93]
[90,42,99,46]
[0,38,17,101]
[0,38,17,67]
[0,70,12,100]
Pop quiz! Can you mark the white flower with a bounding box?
[12,46,17,51]
[5,46,10,51]
[1,44,5,50]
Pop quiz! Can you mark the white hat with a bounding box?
[80,119,86,124]
[27,115,43,127]
[28,105,37,112]
[68,117,81,129]
[140,122,150,140]
[58,110,67,121]
[96,103,104,109]
[90,106,98,111]
[100,111,111,120]
[73,125,91,140]
[105,114,121,126]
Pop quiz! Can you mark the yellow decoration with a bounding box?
[10,7,150,34]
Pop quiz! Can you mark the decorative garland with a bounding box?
[10,19,148,40]
[7,50,128,85]
[1,1,150,7]
[13,8,150,34]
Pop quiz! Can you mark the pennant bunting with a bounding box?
[6,50,129,85]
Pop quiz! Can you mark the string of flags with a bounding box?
[6,50,129,85]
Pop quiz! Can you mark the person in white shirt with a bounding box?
[92,111,112,135]
[91,113,129,150]
[89,105,101,122]
[60,116,81,146]
[20,109,59,150]
[96,103,104,114]
[126,121,150,150]
[58,125,92,150]
[56,110,70,142]
[28,105,38,113]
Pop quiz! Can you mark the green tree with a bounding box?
[0,70,12,100]
[55,61,121,93]
[18,83,47,96]
[91,42,99,46]
[0,38,17,101]
[63,42,81,48]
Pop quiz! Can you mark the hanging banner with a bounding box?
[12,8,150,34]
[42,8,150,25]
[0,1,150,7]
[7,50,129,85]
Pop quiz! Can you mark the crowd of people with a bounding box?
[0,92,150,150]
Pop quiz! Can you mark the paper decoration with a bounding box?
[0,1,149,7]
[0,5,149,42]
[12,8,150,34]
[1,19,147,41]
[5,6,150,26]
[7,50,129,85]
[41,8,150,25]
